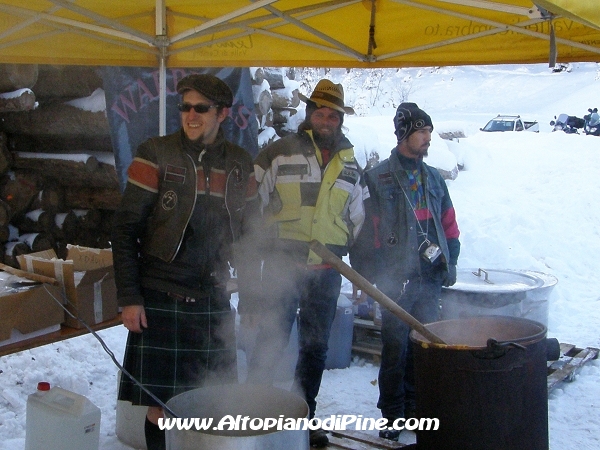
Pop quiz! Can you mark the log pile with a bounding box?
[251,67,302,150]
[0,147,117,264]
[0,64,118,266]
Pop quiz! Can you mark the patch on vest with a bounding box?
[161,190,177,210]
[277,164,309,176]
[385,232,398,247]
[164,164,186,184]
[230,164,244,186]
[377,172,394,185]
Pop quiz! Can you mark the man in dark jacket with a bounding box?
[111,74,260,450]
[351,103,460,441]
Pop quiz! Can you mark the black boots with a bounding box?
[309,427,329,447]
[144,416,166,450]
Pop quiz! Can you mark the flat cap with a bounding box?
[177,74,233,107]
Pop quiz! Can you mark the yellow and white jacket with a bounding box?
[254,129,367,264]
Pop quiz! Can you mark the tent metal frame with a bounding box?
[0,0,598,134]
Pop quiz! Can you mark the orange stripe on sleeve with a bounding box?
[128,157,159,192]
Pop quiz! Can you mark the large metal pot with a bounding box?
[440,268,549,325]
[410,316,549,450]
[519,270,558,326]
[164,384,309,450]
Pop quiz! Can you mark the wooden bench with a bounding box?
[0,279,241,358]
[0,314,122,358]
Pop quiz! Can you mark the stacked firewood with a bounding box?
[0,64,118,267]
[251,67,302,149]
[0,146,117,266]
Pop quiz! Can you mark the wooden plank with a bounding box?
[352,343,383,355]
[546,343,576,371]
[329,429,410,449]
[547,345,599,393]
[328,434,375,450]
[352,318,383,360]
[559,342,576,355]
[354,318,382,331]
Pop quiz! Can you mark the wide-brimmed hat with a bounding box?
[299,79,355,115]
[177,74,233,107]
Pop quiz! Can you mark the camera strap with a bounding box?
[392,170,431,252]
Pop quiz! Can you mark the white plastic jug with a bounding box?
[25,382,101,450]
[115,371,148,449]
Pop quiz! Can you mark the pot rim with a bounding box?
[410,315,547,349]
[164,383,309,437]
[442,268,544,294]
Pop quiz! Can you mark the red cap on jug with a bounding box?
[37,382,50,391]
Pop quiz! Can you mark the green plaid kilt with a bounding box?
[118,287,237,406]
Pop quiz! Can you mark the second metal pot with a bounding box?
[164,383,309,450]
[440,268,547,324]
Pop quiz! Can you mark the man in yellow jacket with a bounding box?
[245,79,367,447]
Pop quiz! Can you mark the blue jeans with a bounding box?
[377,276,441,420]
[247,256,341,419]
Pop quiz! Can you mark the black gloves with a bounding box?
[443,264,457,287]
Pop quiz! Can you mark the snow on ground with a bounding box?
[1,62,600,449]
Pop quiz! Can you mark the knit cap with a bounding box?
[393,102,433,143]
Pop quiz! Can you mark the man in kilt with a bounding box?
[111,74,261,450]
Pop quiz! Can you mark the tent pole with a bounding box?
[367,0,377,57]
[158,52,167,136]
[156,0,167,136]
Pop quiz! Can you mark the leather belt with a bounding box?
[167,292,197,303]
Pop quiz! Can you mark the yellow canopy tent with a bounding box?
[535,0,600,31]
[0,0,599,68]
[1,0,598,132]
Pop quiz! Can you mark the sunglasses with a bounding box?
[178,103,217,113]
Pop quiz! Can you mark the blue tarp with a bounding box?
[101,67,258,190]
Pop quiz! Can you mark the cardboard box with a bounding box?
[0,283,64,344]
[18,245,118,329]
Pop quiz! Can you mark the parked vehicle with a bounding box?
[550,114,585,134]
[481,115,539,133]
[583,108,600,136]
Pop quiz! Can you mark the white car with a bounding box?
[481,115,539,133]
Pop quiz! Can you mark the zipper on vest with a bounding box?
[204,167,210,195]
[169,153,198,262]
[198,149,211,195]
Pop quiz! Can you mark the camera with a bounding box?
[421,243,442,263]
